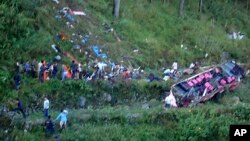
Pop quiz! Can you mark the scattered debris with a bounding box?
[228,32,245,40]
[60,7,76,23]
[133,49,139,53]
[66,22,74,28]
[205,53,208,58]
[52,0,59,4]
[81,34,90,45]
[55,32,67,41]
[51,44,59,53]
[92,45,108,59]
[73,44,81,50]
[72,11,86,16]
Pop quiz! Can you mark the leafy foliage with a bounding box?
[0,0,250,140]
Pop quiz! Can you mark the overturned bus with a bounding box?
[170,61,245,107]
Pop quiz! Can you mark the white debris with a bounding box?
[52,0,59,4]
[133,49,139,53]
[72,11,86,16]
[51,44,58,53]
[181,44,184,48]
[228,32,245,40]
[205,53,208,58]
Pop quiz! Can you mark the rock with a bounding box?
[102,93,112,102]
[142,103,150,109]
[79,96,86,108]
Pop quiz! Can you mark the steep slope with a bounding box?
[0,0,250,140]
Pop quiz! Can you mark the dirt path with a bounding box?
[63,51,80,64]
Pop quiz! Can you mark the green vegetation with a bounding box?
[4,104,250,141]
[0,0,250,140]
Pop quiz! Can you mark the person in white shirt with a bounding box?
[172,62,178,70]
[164,95,172,108]
[189,63,195,69]
[172,62,178,74]
[97,61,107,78]
[44,97,50,118]
[38,60,43,78]
[164,92,177,108]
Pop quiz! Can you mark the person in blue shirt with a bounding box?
[55,109,68,131]
[25,61,31,74]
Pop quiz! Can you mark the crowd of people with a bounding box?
[14,58,200,88]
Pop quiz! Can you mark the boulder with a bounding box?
[102,93,112,102]
[79,96,86,108]
[142,102,149,109]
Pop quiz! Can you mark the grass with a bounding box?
[6,103,250,141]
[1,0,250,140]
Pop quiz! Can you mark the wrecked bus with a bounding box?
[170,61,245,107]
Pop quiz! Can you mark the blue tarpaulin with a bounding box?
[81,34,90,45]
[101,54,107,59]
[92,45,107,59]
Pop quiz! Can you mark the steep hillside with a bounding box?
[0,0,249,101]
[0,0,250,140]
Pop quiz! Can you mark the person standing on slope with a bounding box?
[55,109,68,132]
[44,115,55,138]
[44,97,50,118]
[13,98,26,119]
[13,71,21,90]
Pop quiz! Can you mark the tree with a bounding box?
[199,0,203,13]
[179,0,185,17]
[114,0,120,18]
[247,0,249,10]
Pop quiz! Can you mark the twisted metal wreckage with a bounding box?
[170,61,245,107]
